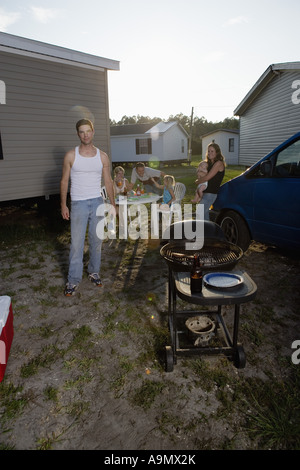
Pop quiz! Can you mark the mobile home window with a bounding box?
[229,138,234,152]
[136,138,152,155]
[181,139,184,153]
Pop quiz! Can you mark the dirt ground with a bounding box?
[0,206,299,450]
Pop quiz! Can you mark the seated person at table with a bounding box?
[151,175,176,210]
[113,166,130,195]
[129,162,165,195]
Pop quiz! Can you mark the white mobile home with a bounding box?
[201,129,239,165]
[234,62,300,166]
[0,32,119,203]
[110,121,189,165]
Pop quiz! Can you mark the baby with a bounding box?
[191,161,208,203]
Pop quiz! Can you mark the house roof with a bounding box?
[110,123,154,136]
[201,128,239,138]
[110,121,189,137]
[0,31,120,71]
[234,62,300,116]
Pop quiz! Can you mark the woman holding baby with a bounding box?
[192,143,225,220]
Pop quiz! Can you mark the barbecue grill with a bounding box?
[160,220,243,272]
[160,220,257,371]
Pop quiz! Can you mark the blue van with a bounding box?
[210,132,300,251]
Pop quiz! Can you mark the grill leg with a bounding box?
[232,304,240,348]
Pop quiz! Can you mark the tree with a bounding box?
[110,113,239,155]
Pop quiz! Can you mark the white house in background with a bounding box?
[234,62,300,167]
[110,121,189,165]
[201,129,239,165]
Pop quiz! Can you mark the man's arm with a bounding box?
[101,151,116,210]
[60,150,74,220]
[145,167,165,178]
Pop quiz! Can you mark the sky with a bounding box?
[1,0,299,123]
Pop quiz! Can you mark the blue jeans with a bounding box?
[200,193,217,220]
[68,197,103,285]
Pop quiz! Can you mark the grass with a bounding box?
[0,158,244,246]
[0,159,298,450]
[131,379,167,409]
[243,365,300,449]
[160,155,245,201]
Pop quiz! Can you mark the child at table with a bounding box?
[191,160,208,203]
[113,166,130,196]
[151,175,176,210]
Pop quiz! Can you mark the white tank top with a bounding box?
[70,146,103,200]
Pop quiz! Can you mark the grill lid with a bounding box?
[162,219,227,242]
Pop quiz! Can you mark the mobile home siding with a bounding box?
[0,43,116,202]
[238,70,300,166]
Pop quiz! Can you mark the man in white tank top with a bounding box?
[60,119,116,296]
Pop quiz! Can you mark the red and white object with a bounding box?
[0,296,14,382]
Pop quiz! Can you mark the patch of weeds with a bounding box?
[251,303,275,325]
[43,385,59,403]
[36,429,65,450]
[242,321,265,346]
[187,358,238,417]
[131,379,167,409]
[28,324,55,338]
[101,309,120,337]
[156,411,183,436]
[243,366,300,449]
[27,262,43,271]
[0,382,29,423]
[110,354,136,397]
[186,358,216,392]
[2,291,16,300]
[136,322,170,370]
[20,344,64,378]
[117,320,144,335]
[1,267,18,278]
[64,400,90,418]
[64,356,97,373]
[184,415,208,433]
[0,442,15,450]
[63,372,93,390]
[0,225,47,246]
[39,297,59,308]
[32,278,48,293]
[48,285,63,297]
[69,325,93,349]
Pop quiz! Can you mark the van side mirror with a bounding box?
[260,161,272,176]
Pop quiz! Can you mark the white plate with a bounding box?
[203,272,243,289]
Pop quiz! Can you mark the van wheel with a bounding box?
[219,211,251,252]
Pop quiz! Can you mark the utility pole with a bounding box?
[188,107,194,165]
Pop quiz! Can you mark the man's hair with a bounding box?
[76,119,94,132]
[135,162,145,168]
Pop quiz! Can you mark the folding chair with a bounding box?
[169,182,186,224]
